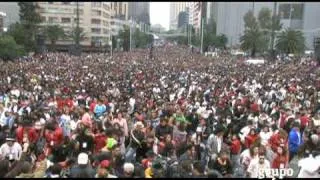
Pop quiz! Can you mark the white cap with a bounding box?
[78,153,89,165]
[134,121,144,129]
[123,162,134,173]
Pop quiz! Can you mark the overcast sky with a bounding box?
[150,2,170,30]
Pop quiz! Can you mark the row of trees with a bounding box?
[116,25,153,52]
[240,8,305,57]
[166,20,228,51]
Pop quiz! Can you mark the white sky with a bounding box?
[150,2,170,30]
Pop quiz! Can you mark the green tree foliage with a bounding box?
[0,35,25,60]
[118,25,130,51]
[240,10,264,57]
[275,28,305,54]
[44,25,65,50]
[66,27,86,42]
[18,2,42,52]
[133,28,151,48]
[7,22,25,46]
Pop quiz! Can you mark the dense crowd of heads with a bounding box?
[0,45,320,178]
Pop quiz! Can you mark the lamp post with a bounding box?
[289,4,294,29]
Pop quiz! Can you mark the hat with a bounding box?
[100,160,110,169]
[6,134,15,141]
[78,153,89,165]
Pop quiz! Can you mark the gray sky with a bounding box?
[150,2,170,30]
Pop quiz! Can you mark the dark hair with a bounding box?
[193,161,205,174]
[20,161,32,174]
[50,164,62,175]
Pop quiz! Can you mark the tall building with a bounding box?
[188,2,202,34]
[0,2,19,28]
[0,12,5,33]
[210,2,320,49]
[128,2,150,24]
[37,2,112,47]
[110,2,128,20]
[169,2,187,30]
[177,11,188,29]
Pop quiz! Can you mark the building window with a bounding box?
[103,3,110,11]
[91,10,101,16]
[63,2,71,5]
[91,28,101,34]
[119,2,122,14]
[103,12,110,18]
[41,16,46,22]
[74,9,84,15]
[103,29,109,34]
[92,2,101,7]
[91,19,101,25]
[48,2,53,4]
[48,17,59,23]
[61,17,71,23]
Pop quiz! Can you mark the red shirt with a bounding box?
[94,133,107,153]
[16,127,39,144]
[269,133,288,152]
[90,101,97,112]
[245,134,259,148]
[230,139,241,154]
[45,126,64,146]
[272,154,288,169]
[250,103,260,113]
[300,115,310,129]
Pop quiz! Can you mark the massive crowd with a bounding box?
[0,45,320,178]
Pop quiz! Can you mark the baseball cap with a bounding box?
[78,153,89,165]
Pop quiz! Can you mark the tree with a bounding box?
[18,2,42,52]
[44,25,65,50]
[118,25,130,51]
[215,34,228,48]
[0,35,25,60]
[275,28,305,55]
[7,22,25,46]
[66,27,86,43]
[258,7,272,52]
[240,10,263,57]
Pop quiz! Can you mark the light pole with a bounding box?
[289,4,294,29]
[129,18,132,51]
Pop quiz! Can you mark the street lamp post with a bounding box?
[289,4,294,29]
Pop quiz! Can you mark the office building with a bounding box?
[0,2,19,29]
[37,2,112,47]
[210,2,320,49]
[111,2,128,20]
[128,2,150,24]
[169,2,187,30]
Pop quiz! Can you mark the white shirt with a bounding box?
[260,131,273,146]
[298,155,320,178]
[239,126,251,143]
[247,158,271,178]
[0,142,22,161]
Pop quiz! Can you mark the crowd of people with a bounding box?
[0,45,320,178]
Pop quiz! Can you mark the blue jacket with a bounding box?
[288,128,303,153]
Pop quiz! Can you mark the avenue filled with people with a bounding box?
[0,45,320,178]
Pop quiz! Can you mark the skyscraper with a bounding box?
[169,2,187,30]
[128,2,150,24]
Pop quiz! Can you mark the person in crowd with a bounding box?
[289,122,304,161]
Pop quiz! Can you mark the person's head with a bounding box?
[77,153,89,166]
[193,161,205,174]
[6,135,15,147]
[50,163,62,175]
[250,145,260,156]
[263,125,270,133]
[219,151,229,161]
[186,145,195,156]
[276,145,287,155]
[258,154,265,164]
[249,128,256,135]
[123,162,135,177]
[160,118,167,127]
[292,122,300,131]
